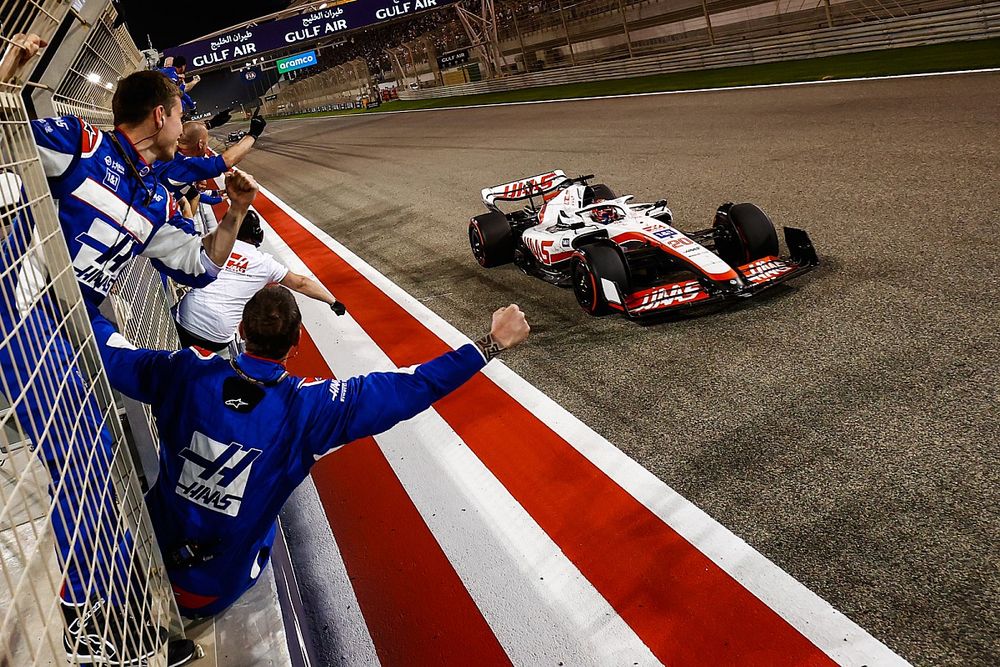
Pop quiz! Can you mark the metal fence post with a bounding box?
[619,0,634,58]
[512,10,530,73]
[702,0,716,46]
[557,0,577,66]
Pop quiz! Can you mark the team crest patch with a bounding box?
[176,432,261,517]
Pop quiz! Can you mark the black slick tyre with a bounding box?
[469,212,514,267]
[572,243,629,316]
[713,202,779,266]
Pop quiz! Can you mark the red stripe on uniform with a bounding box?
[256,191,837,666]
[285,329,511,666]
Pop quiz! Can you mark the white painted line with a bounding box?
[257,184,911,666]
[271,68,1000,120]
[262,219,661,666]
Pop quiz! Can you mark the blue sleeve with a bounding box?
[91,313,179,405]
[158,67,179,84]
[145,206,219,288]
[31,116,85,179]
[181,92,196,112]
[160,155,227,190]
[309,344,487,459]
[199,190,223,205]
[150,258,216,288]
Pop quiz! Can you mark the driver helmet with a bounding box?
[589,200,622,224]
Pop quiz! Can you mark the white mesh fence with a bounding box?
[1,1,178,665]
[51,2,144,128]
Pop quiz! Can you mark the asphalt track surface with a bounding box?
[236,72,999,666]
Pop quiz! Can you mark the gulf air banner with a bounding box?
[165,0,460,72]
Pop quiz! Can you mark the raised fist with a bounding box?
[225,169,259,210]
[489,304,529,349]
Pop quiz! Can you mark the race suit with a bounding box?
[156,151,227,202]
[0,183,128,606]
[91,315,489,616]
[0,115,222,605]
[31,115,220,305]
[158,66,196,112]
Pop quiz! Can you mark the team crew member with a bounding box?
[94,285,529,617]
[10,70,255,664]
[158,55,198,111]
[157,114,266,204]
[31,70,258,307]
[92,286,530,617]
[175,210,346,352]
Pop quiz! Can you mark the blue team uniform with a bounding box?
[91,315,489,616]
[1,116,224,606]
[156,151,227,202]
[158,66,196,111]
[31,115,222,306]
[199,190,224,206]
[0,178,128,606]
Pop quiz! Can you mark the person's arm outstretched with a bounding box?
[90,313,179,405]
[280,271,346,315]
[221,113,266,168]
[309,305,530,459]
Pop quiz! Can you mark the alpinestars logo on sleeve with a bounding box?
[176,432,262,516]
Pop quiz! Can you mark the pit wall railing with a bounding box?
[398,1,1000,99]
[0,0,177,664]
[6,2,309,664]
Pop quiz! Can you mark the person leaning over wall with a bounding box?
[3,50,254,664]
[92,285,530,618]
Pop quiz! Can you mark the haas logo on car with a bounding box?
[635,281,702,312]
[525,237,555,264]
[503,172,558,199]
[744,259,793,284]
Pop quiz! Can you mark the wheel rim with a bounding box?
[469,224,486,265]
[574,261,596,311]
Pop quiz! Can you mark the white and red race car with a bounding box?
[468,170,819,318]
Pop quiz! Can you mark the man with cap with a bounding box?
[175,210,346,352]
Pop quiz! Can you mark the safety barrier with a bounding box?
[0,1,178,665]
[399,2,1000,99]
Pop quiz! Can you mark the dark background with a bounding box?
[118,0,292,51]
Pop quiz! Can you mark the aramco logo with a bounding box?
[277,50,318,74]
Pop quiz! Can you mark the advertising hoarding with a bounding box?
[165,0,460,72]
[277,51,318,73]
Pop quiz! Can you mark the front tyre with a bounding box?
[572,243,629,316]
[469,212,514,267]
[713,202,779,266]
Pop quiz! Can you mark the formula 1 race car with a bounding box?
[468,170,818,318]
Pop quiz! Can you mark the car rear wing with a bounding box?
[482,170,569,208]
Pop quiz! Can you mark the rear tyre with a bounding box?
[713,202,779,266]
[572,243,629,316]
[584,184,617,204]
[469,212,514,267]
